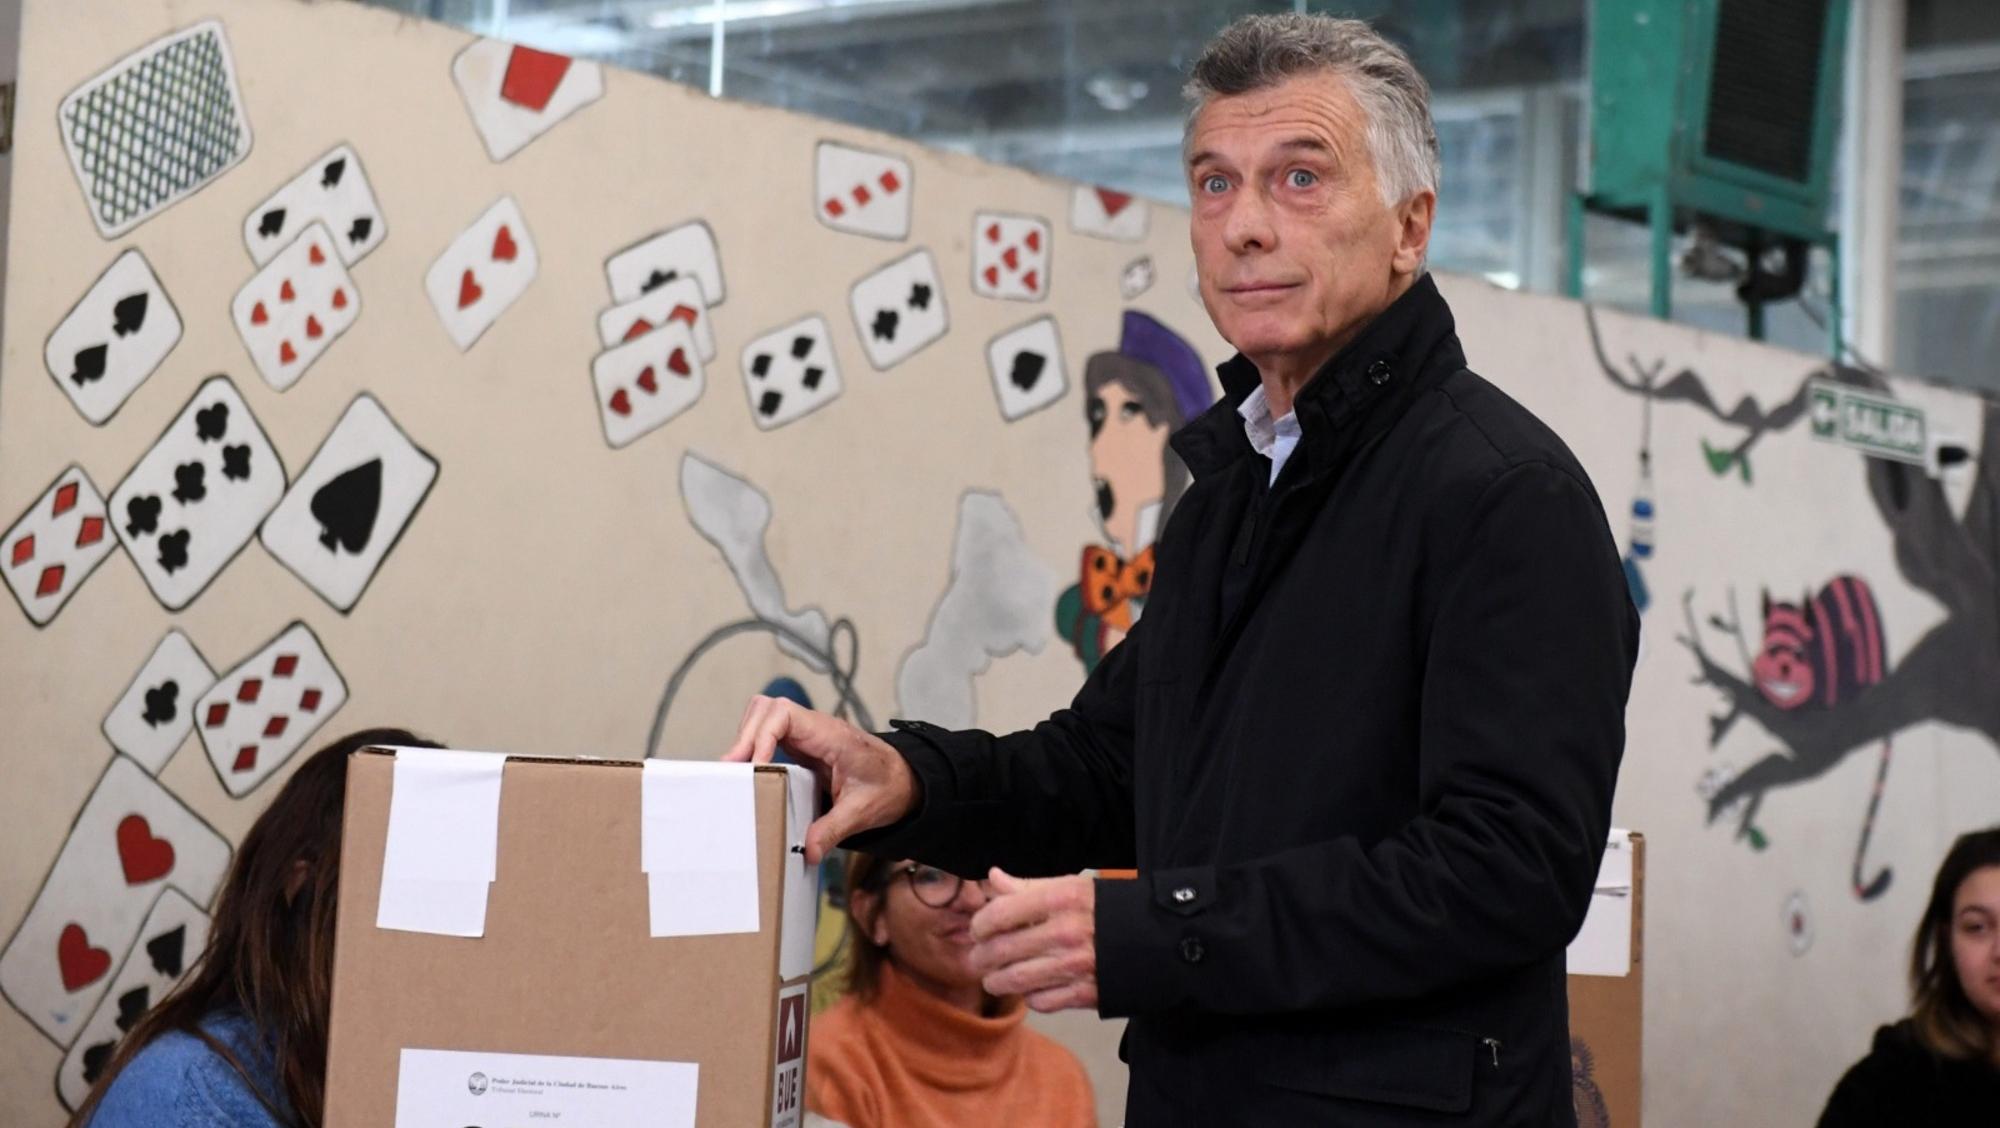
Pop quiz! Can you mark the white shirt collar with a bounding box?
[1238,384,1303,485]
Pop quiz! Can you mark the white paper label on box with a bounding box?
[641,760,760,937]
[378,748,508,937]
[396,1047,697,1128]
[778,764,820,980]
[1566,828,1633,978]
[771,981,810,1128]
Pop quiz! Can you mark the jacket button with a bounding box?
[1366,359,1393,385]
[1180,937,1205,964]
[1171,886,1197,904]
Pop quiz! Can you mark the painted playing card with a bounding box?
[849,250,949,370]
[44,250,182,424]
[452,39,603,162]
[741,315,843,431]
[260,394,439,611]
[986,317,1069,422]
[425,196,538,351]
[231,222,360,392]
[605,221,725,306]
[815,141,913,240]
[110,375,287,611]
[55,890,210,1110]
[196,622,348,798]
[1069,184,1148,242]
[0,756,230,1047]
[3,465,115,627]
[971,212,1051,302]
[58,21,252,238]
[1121,256,1156,300]
[242,143,387,266]
[102,630,217,776]
[596,276,716,361]
[592,319,706,449]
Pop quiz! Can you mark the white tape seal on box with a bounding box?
[1565,827,1633,978]
[641,760,760,938]
[778,764,819,980]
[377,748,508,937]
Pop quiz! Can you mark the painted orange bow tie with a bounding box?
[1080,545,1157,631]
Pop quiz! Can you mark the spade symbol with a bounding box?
[112,293,149,338]
[347,216,374,245]
[750,353,773,379]
[311,459,382,554]
[871,309,900,342]
[257,207,287,238]
[141,680,180,727]
[115,986,150,1033]
[759,390,785,418]
[321,157,347,189]
[1009,350,1046,392]
[81,1041,114,1084]
[642,269,679,294]
[145,924,186,977]
[70,344,108,386]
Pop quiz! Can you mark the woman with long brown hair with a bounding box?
[1818,826,2000,1125]
[804,851,1095,1128]
[71,728,440,1128]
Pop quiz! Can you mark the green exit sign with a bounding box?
[1809,379,1926,465]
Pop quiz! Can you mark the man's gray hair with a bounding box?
[1184,14,1441,206]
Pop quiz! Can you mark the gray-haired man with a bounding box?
[731,14,1636,1124]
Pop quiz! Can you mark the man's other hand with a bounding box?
[970,869,1099,1013]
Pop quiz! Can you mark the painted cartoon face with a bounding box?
[1754,597,1818,709]
[1950,865,2000,1026]
[1088,381,1168,553]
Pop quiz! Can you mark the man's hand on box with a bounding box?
[724,695,917,863]
[970,869,1099,1013]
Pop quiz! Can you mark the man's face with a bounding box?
[1186,71,1430,374]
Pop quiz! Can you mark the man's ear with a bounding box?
[1392,189,1436,276]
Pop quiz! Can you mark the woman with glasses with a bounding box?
[804,852,1096,1128]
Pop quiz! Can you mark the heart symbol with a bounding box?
[116,814,174,885]
[250,302,268,326]
[458,269,483,310]
[621,319,652,343]
[305,315,324,340]
[492,225,518,263]
[1023,270,1040,293]
[668,305,699,327]
[1003,247,1020,272]
[667,348,691,377]
[309,244,326,266]
[332,288,349,310]
[983,266,1000,288]
[636,366,658,394]
[58,924,110,992]
[1026,230,1041,252]
[280,341,298,365]
[986,223,1001,243]
[608,389,632,416]
[279,280,296,303]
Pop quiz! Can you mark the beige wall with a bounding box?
[3,2,1998,1125]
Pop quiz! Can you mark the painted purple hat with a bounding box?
[1119,310,1213,422]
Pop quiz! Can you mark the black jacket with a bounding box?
[1817,1021,2000,1126]
[862,275,1638,1125]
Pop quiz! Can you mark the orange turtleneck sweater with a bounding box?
[805,962,1096,1128]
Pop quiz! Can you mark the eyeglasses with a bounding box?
[887,863,988,908]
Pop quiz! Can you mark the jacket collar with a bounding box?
[1172,272,1462,478]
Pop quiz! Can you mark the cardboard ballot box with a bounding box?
[324,747,819,1128]
[1565,830,1645,1128]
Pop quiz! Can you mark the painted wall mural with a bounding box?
[1,3,1996,1126]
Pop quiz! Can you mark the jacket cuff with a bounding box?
[1094,864,1216,1017]
[837,720,954,853]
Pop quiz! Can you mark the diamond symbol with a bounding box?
[52,482,78,518]
[35,565,65,598]
[10,535,34,567]
[232,746,257,773]
[237,678,262,704]
[205,703,230,728]
[300,689,322,712]
[76,516,106,548]
[273,655,298,677]
[262,716,288,739]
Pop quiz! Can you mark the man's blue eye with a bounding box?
[1288,169,1317,188]
[1203,175,1229,194]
